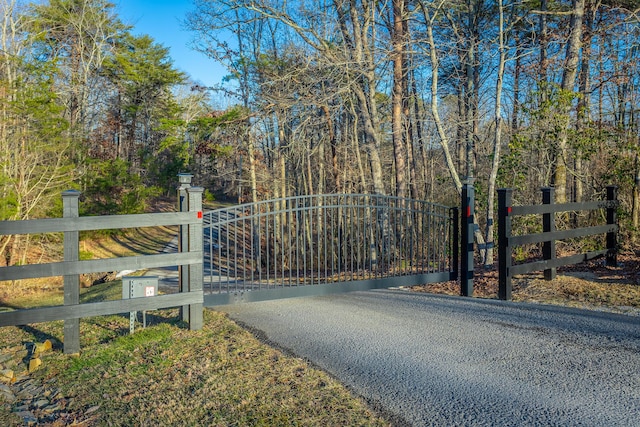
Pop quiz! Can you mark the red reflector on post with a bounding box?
[197,211,203,219]
[507,207,512,215]
[466,206,471,218]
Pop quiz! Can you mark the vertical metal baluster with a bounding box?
[395,198,400,276]
[257,204,262,288]
[279,199,287,288]
[266,203,271,289]
[302,198,307,285]
[324,196,328,284]
[233,209,238,292]
[243,211,248,291]
[249,205,254,289]
[208,214,213,293]
[295,198,300,286]
[331,196,336,282]
[274,200,278,288]
[317,196,322,284]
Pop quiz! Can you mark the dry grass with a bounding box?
[0,304,389,426]
[0,226,176,310]
[412,253,640,315]
[512,273,640,313]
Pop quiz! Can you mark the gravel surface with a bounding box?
[219,289,640,426]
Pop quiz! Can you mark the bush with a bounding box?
[81,159,161,217]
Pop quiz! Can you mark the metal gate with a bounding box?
[203,194,458,306]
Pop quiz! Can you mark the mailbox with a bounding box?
[122,276,158,333]
[122,276,158,299]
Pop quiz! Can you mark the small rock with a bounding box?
[28,357,42,373]
[4,345,24,354]
[33,398,50,408]
[13,349,29,360]
[2,358,19,370]
[15,410,38,425]
[42,403,61,413]
[15,389,33,400]
[17,381,34,392]
[16,381,39,399]
[0,368,15,383]
[85,405,100,414]
[14,372,30,382]
[0,383,15,403]
[33,340,52,356]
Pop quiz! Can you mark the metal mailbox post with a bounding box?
[122,276,159,333]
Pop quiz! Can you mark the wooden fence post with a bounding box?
[62,190,81,354]
[178,173,192,322]
[497,188,512,300]
[460,181,474,296]
[187,186,204,330]
[542,187,556,280]
[606,185,618,267]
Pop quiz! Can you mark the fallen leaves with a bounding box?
[412,253,640,314]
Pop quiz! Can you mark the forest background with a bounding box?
[1,0,639,269]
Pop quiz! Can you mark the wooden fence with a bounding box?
[0,181,204,354]
[497,186,618,300]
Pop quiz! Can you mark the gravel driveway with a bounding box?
[218,289,640,426]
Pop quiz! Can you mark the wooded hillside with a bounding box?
[2,0,639,267]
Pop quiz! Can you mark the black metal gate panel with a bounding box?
[203,194,458,306]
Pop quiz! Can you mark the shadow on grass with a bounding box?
[1,281,190,351]
[111,227,177,257]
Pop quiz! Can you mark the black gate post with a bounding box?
[606,185,618,267]
[497,188,512,300]
[450,207,459,281]
[542,187,556,280]
[460,181,474,296]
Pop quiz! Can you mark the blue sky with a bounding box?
[115,0,227,88]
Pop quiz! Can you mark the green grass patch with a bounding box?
[80,279,124,303]
[1,309,389,426]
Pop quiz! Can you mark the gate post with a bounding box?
[187,186,204,330]
[497,188,512,300]
[542,187,556,280]
[62,190,81,354]
[606,185,618,267]
[460,181,474,296]
[450,207,459,281]
[178,173,192,322]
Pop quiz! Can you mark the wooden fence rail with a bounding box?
[497,186,618,300]
[0,181,204,354]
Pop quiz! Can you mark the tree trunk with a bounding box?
[553,0,585,204]
[410,68,428,200]
[512,32,521,133]
[421,4,462,193]
[248,135,258,203]
[391,0,408,199]
[353,86,386,195]
[485,0,507,267]
[575,0,594,208]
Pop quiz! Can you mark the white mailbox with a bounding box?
[122,276,158,333]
